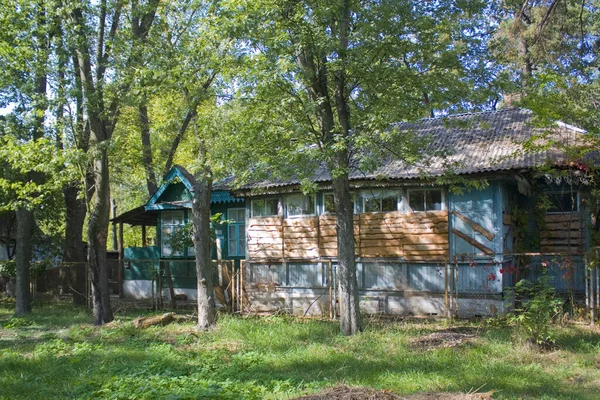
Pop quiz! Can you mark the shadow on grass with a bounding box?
[1,336,594,400]
[2,308,599,399]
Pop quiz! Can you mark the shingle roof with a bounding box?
[240,108,589,190]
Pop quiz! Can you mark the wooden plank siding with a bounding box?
[540,213,584,254]
[283,217,319,259]
[247,217,284,259]
[248,211,449,261]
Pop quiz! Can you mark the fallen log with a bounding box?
[132,312,194,328]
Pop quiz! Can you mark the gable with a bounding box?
[157,182,192,203]
[145,166,194,211]
[145,166,244,211]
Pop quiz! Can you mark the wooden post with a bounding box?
[585,254,589,313]
[454,259,459,318]
[591,265,595,327]
[151,262,156,311]
[118,222,124,298]
[333,262,337,320]
[445,262,449,319]
[596,249,600,312]
[240,259,244,313]
[111,199,118,251]
[142,225,147,246]
[328,260,333,319]
[163,261,177,309]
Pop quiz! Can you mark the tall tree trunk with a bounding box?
[518,35,533,90]
[87,149,114,324]
[331,155,361,335]
[71,0,158,325]
[139,104,157,195]
[331,0,361,335]
[63,183,88,305]
[192,171,215,330]
[15,208,34,315]
[15,1,49,315]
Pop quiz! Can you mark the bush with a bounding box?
[508,270,563,346]
[0,259,50,278]
[0,260,16,277]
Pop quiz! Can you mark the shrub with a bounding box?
[508,270,563,346]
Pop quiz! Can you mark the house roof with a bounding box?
[111,205,159,226]
[114,166,243,226]
[238,108,590,191]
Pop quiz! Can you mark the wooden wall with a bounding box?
[247,217,283,259]
[540,213,584,254]
[247,210,449,261]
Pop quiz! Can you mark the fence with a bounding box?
[122,258,239,311]
[0,260,122,308]
[241,252,591,319]
[6,250,596,321]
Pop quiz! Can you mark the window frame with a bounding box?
[407,188,445,212]
[357,189,402,213]
[160,210,186,258]
[250,197,280,218]
[545,190,580,214]
[321,192,359,215]
[227,208,246,257]
[285,193,316,218]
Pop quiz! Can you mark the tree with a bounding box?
[108,0,231,329]
[66,0,161,324]
[0,1,51,315]
[492,0,600,232]
[220,0,494,335]
[493,0,600,130]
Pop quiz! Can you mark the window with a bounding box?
[323,193,335,213]
[251,198,279,217]
[322,193,358,214]
[161,210,185,257]
[359,190,399,213]
[285,194,315,217]
[228,208,246,256]
[408,189,443,212]
[547,191,579,213]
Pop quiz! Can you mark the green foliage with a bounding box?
[168,213,224,254]
[508,271,563,346]
[0,260,15,277]
[3,317,32,329]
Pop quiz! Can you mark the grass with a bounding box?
[1,300,600,399]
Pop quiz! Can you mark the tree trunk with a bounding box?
[139,104,157,196]
[331,0,361,335]
[332,154,362,335]
[87,148,114,324]
[192,175,216,330]
[15,208,34,315]
[63,183,88,305]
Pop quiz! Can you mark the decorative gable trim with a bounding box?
[145,166,194,211]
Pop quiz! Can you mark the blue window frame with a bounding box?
[161,210,185,257]
[228,208,246,256]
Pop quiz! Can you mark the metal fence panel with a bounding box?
[407,264,445,292]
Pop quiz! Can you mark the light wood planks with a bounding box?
[283,217,319,259]
[249,211,450,261]
[247,217,283,259]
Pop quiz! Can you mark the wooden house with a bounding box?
[115,108,595,317]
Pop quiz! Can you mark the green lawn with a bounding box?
[1,300,600,399]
